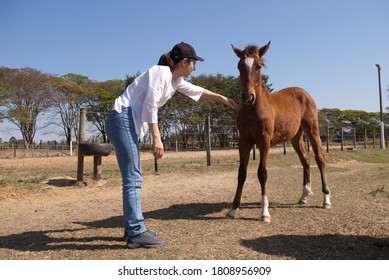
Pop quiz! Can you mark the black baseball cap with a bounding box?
[170,42,204,61]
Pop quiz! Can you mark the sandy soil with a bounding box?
[0,149,388,260]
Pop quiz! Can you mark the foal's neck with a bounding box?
[255,84,270,106]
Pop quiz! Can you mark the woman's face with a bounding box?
[179,58,196,78]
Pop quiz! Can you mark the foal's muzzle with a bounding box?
[242,93,255,105]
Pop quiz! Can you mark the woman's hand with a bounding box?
[148,123,164,159]
[224,96,239,110]
[201,89,239,110]
[153,137,164,159]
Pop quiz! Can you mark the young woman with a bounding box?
[105,42,239,249]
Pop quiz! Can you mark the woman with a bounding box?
[105,42,239,249]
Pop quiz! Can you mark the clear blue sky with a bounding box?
[1,0,388,141]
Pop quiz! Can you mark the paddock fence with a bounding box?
[1,115,388,160]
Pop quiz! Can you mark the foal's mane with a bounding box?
[243,45,260,57]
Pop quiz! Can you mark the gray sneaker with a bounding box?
[126,231,165,249]
[124,229,158,242]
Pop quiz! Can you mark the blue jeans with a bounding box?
[105,107,146,237]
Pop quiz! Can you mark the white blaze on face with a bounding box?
[244,57,254,72]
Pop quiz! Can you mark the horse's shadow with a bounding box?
[241,234,389,259]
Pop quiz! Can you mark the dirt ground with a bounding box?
[0,149,388,260]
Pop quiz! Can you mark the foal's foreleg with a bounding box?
[258,145,271,223]
[226,144,251,218]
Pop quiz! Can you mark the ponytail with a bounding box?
[158,51,182,72]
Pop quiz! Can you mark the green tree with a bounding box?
[50,73,92,146]
[320,108,381,142]
[320,108,379,131]
[86,79,125,142]
[0,81,9,122]
[0,67,52,149]
[342,110,379,131]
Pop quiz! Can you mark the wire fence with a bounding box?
[1,122,388,158]
[1,107,389,157]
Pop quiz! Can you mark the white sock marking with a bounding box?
[261,195,270,218]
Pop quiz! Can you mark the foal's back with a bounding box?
[257,87,319,145]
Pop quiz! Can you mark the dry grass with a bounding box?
[0,149,388,260]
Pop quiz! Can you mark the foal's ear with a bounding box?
[231,44,244,58]
[258,41,271,58]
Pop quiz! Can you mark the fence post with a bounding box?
[307,138,310,152]
[77,108,86,181]
[70,130,73,157]
[353,127,356,148]
[283,142,286,155]
[93,156,102,180]
[154,157,158,172]
[341,127,344,151]
[304,133,310,152]
[326,125,330,153]
[364,129,367,149]
[206,116,211,166]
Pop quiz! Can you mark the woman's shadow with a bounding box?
[0,201,232,253]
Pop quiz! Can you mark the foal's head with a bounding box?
[232,41,271,105]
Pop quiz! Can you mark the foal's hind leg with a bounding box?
[291,131,313,204]
[226,140,251,218]
[304,124,331,209]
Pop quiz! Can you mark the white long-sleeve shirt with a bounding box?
[113,65,204,139]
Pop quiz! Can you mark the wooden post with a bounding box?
[364,129,367,149]
[206,116,211,166]
[93,155,102,180]
[283,142,286,155]
[307,138,310,152]
[353,127,356,148]
[341,127,344,151]
[69,130,73,157]
[303,133,310,152]
[77,108,86,181]
[154,156,158,172]
[326,125,330,153]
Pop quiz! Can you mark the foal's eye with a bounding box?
[255,64,262,71]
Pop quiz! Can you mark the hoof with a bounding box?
[226,209,236,219]
[298,199,307,205]
[261,216,271,223]
[323,203,331,210]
